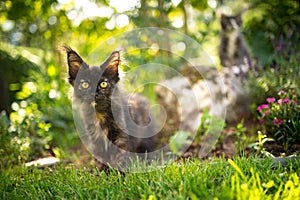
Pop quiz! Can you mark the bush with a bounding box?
[0,107,55,169]
[256,90,300,150]
[0,111,29,168]
[0,46,79,169]
[245,28,300,106]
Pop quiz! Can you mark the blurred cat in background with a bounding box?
[218,13,252,76]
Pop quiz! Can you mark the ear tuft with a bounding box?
[102,50,121,82]
[62,45,85,85]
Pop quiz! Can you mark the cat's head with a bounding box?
[64,46,120,106]
[220,14,242,32]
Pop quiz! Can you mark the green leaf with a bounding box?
[169,131,192,154]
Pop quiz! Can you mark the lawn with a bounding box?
[1,156,299,199]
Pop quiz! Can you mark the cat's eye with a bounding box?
[81,81,89,89]
[100,81,108,88]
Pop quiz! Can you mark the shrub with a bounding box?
[0,48,78,168]
[0,111,28,168]
[256,90,300,150]
[245,29,300,106]
[0,107,55,169]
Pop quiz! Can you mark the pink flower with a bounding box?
[273,119,283,126]
[283,98,291,104]
[259,119,264,124]
[292,101,297,105]
[263,111,269,116]
[278,90,286,95]
[257,104,269,111]
[266,97,276,103]
[277,99,283,104]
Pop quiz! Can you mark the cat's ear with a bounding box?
[220,13,228,20]
[220,14,228,29]
[102,51,120,82]
[62,45,86,85]
[235,14,242,25]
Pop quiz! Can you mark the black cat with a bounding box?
[64,46,157,169]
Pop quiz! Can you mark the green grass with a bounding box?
[1,156,299,200]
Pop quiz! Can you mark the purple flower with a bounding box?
[259,119,264,124]
[292,101,297,105]
[275,35,286,52]
[266,97,276,103]
[283,98,291,104]
[273,119,283,126]
[257,104,269,111]
[277,99,283,104]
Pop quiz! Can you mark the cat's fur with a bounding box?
[64,46,156,169]
[218,14,251,75]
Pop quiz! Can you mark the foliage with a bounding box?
[0,45,77,166]
[0,112,29,169]
[169,109,228,156]
[169,131,193,155]
[245,30,300,106]
[0,111,49,169]
[233,120,248,154]
[256,90,300,150]
[229,1,299,156]
[248,131,275,158]
[196,108,211,137]
[196,109,226,147]
[13,64,77,149]
[229,159,300,200]
[244,0,300,64]
[0,48,39,113]
[1,157,300,199]
[0,89,75,169]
